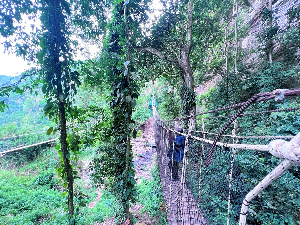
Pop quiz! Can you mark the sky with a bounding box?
[0,0,163,77]
[0,44,33,77]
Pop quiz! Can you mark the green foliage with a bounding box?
[269,102,300,136]
[137,165,168,224]
[0,169,64,224]
[33,171,57,188]
[0,86,54,138]
[77,190,122,224]
[86,1,152,220]
[0,146,124,225]
[155,78,181,120]
[132,92,151,125]
[193,61,300,224]
[91,142,137,219]
[202,62,299,110]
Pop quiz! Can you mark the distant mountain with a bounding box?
[0,75,21,86]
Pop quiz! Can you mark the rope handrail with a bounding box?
[206,89,300,167]
[193,131,294,139]
[0,130,86,156]
[0,138,58,156]
[167,88,300,122]
[195,106,300,120]
[153,89,300,225]
[0,131,47,141]
[160,124,270,152]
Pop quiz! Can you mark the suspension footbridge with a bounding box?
[1,88,299,224]
[153,88,300,224]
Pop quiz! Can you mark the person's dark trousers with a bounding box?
[172,161,179,180]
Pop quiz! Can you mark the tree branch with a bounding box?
[0,73,31,90]
[186,0,193,54]
[134,46,177,64]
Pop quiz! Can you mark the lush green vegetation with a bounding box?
[0,145,167,224]
[0,80,54,138]
[137,165,168,225]
[0,146,123,224]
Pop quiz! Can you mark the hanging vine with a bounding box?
[90,0,142,222]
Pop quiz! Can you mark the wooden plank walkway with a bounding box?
[154,118,208,225]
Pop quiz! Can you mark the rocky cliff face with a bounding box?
[241,0,299,65]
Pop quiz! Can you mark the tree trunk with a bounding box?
[58,89,74,216]
[180,0,196,128]
[124,3,132,220]
[136,0,196,127]
[41,0,74,218]
[268,0,273,63]
[125,131,130,220]
[234,0,238,74]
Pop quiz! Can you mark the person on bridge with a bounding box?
[148,97,158,117]
[167,128,185,181]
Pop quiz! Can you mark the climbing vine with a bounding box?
[90,0,147,222]
[179,84,196,117]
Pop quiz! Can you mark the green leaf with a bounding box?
[42,84,47,94]
[47,127,53,135]
[69,218,75,225]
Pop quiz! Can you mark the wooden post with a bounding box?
[180,116,194,224]
[169,137,175,208]
[239,160,293,225]
[198,118,206,198]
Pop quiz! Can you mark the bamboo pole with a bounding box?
[227,120,238,225]
[239,133,300,224]
[239,159,293,225]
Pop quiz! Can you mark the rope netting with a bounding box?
[153,89,300,225]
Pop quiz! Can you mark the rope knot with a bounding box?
[269,134,300,165]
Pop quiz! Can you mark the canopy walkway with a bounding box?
[0,132,58,156]
[153,89,300,225]
[1,88,299,224]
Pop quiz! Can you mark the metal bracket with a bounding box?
[273,89,289,101]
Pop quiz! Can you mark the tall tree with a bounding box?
[134,0,233,124]
[136,0,196,120]
[87,0,150,221]
[39,0,80,220]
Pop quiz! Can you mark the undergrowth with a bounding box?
[0,146,121,224]
[137,164,168,225]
